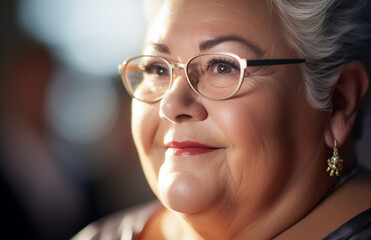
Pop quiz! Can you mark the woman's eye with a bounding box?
[214,64,232,73]
[208,60,239,74]
[144,63,169,76]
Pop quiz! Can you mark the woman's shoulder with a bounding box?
[275,169,371,239]
[324,207,371,240]
[323,170,371,239]
[72,201,162,240]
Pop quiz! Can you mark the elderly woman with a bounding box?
[74,0,371,239]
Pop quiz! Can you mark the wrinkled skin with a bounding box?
[132,0,335,239]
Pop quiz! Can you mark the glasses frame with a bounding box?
[118,52,307,103]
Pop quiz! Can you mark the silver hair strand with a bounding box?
[272,0,371,109]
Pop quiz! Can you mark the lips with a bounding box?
[165,141,220,157]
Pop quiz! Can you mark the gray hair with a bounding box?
[271,0,371,110]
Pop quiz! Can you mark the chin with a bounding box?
[158,170,222,214]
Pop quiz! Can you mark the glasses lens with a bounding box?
[187,53,241,99]
[124,56,171,102]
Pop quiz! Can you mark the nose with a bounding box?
[159,69,207,123]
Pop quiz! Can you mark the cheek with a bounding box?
[212,86,296,207]
[131,100,162,194]
[131,100,159,154]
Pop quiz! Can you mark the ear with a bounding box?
[324,61,369,148]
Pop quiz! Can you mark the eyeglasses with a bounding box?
[118,52,307,102]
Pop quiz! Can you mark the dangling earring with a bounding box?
[327,140,343,177]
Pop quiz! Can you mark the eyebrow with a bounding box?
[148,42,171,54]
[199,35,264,56]
[147,35,264,56]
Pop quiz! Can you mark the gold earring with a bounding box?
[327,140,343,177]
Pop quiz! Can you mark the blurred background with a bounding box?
[1,0,371,240]
[0,0,155,239]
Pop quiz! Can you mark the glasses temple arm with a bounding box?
[246,59,317,67]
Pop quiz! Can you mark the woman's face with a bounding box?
[132,0,328,224]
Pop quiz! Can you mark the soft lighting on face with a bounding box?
[17,0,147,77]
[144,0,171,44]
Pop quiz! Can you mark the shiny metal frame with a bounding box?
[118,52,307,102]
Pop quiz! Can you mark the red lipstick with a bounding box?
[165,141,219,157]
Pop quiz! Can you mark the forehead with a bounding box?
[144,0,290,57]
[148,0,270,21]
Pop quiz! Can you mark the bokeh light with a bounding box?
[16,0,147,144]
[17,0,146,76]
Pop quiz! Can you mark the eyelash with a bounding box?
[143,62,169,75]
[207,58,240,71]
